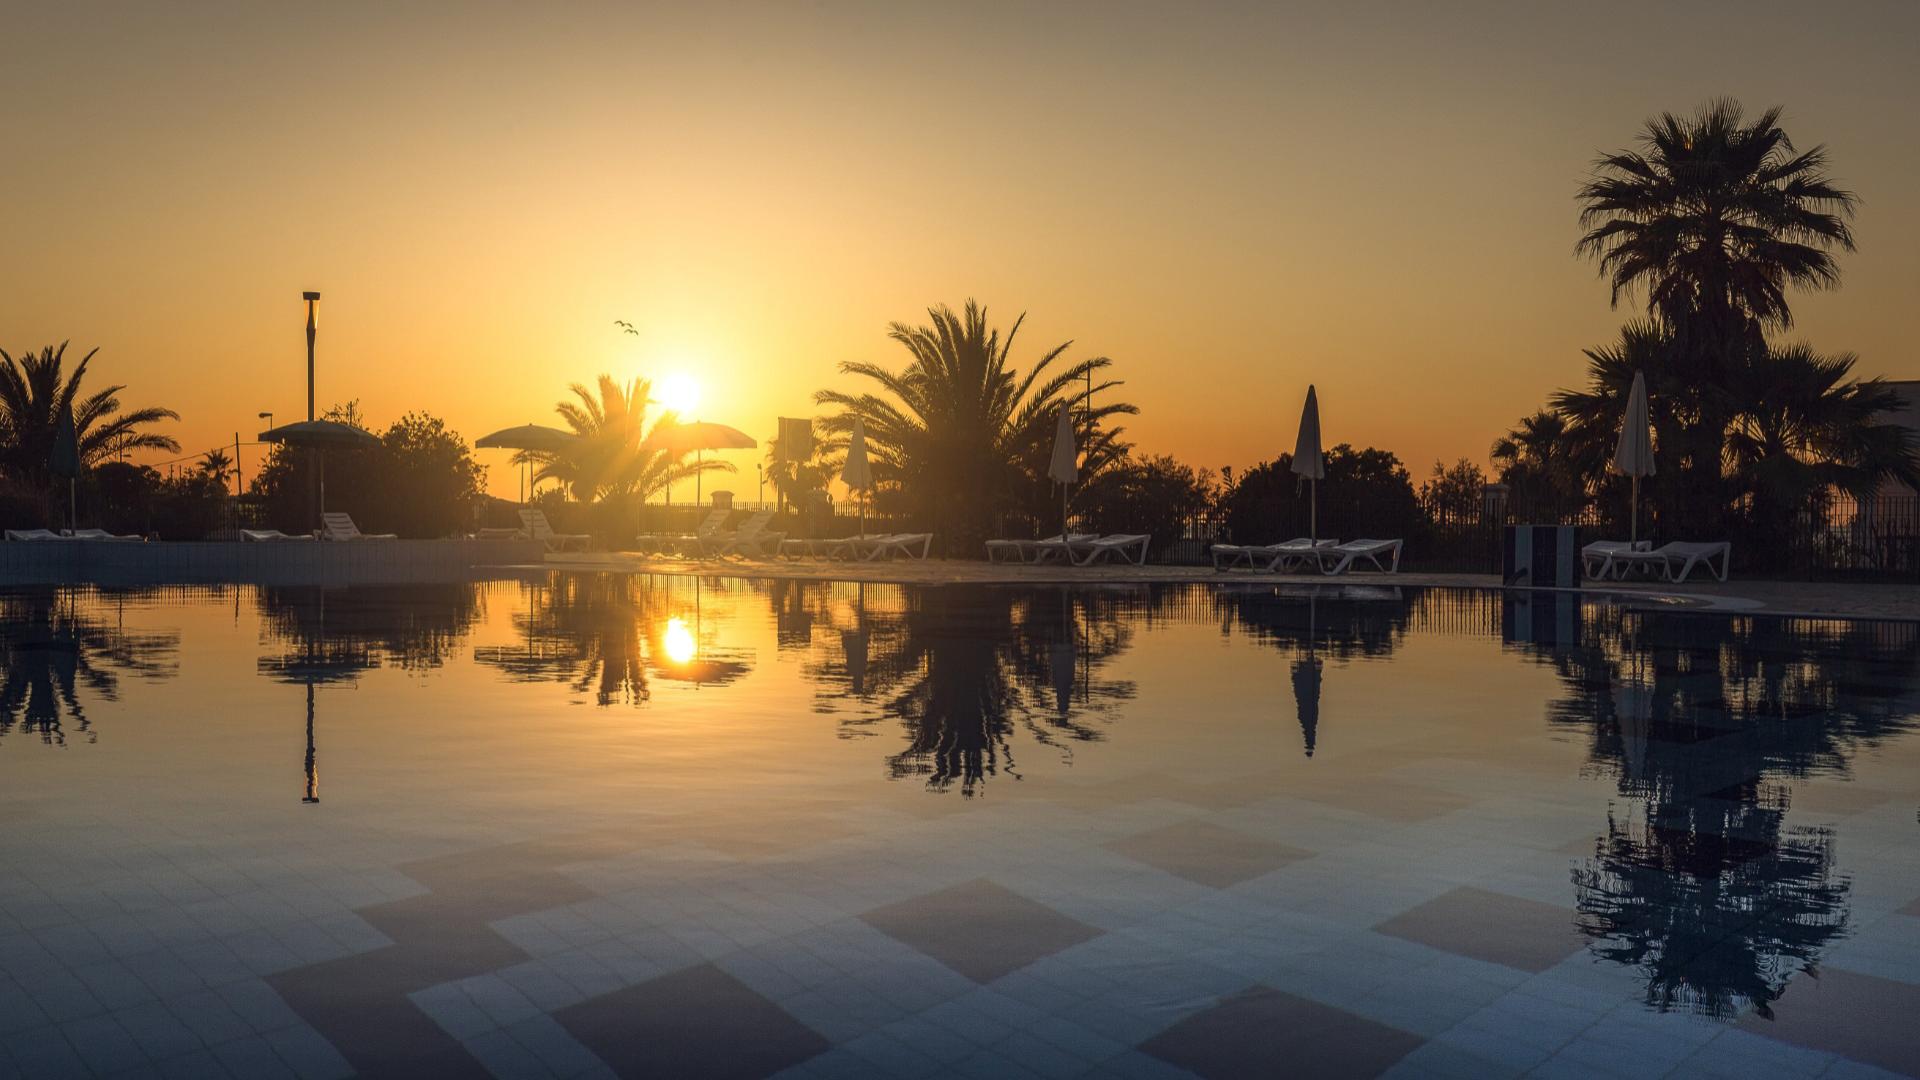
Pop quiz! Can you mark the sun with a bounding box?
[658,372,701,418]
[662,617,697,665]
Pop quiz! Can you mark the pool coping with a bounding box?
[535,553,1920,623]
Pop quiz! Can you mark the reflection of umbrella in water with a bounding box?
[1049,590,1077,716]
[476,423,577,503]
[1291,589,1323,756]
[842,583,870,694]
[258,588,379,803]
[259,420,383,529]
[640,421,756,507]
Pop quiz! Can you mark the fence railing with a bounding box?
[1160,493,1920,579]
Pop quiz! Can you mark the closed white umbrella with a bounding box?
[1291,385,1325,542]
[1048,404,1078,537]
[1613,371,1655,543]
[842,418,873,534]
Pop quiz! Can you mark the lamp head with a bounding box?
[302,291,321,301]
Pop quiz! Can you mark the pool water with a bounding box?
[2,576,1917,1079]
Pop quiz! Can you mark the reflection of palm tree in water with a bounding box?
[804,586,1140,796]
[0,587,180,746]
[1531,609,1920,1017]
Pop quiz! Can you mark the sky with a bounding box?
[4,0,1917,500]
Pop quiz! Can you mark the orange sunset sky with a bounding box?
[5,1,1917,500]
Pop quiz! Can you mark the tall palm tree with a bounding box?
[1491,410,1583,520]
[525,375,727,502]
[1554,324,1918,542]
[0,343,179,486]
[1576,101,1857,530]
[815,301,1134,550]
[1576,99,1857,340]
[198,448,234,485]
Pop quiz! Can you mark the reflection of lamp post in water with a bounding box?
[302,683,319,803]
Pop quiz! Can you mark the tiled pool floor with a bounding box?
[2,576,1917,1078]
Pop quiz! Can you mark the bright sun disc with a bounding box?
[659,372,701,417]
[662,617,697,665]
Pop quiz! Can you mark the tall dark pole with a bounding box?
[303,291,320,421]
[303,291,321,528]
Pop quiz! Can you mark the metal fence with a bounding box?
[1161,493,1920,580]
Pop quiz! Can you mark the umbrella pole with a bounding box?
[697,450,703,509]
[1631,475,1639,544]
[1062,482,1070,539]
[1310,479,1317,544]
[69,477,76,531]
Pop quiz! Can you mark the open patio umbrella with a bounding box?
[476,423,577,502]
[259,420,382,527]
[1613,371,1655,543]
[1048,404,1078,539]
[841,418,873,535]
[50,407,80,530]
[640,421,757,507]
[1292,386,1325,542]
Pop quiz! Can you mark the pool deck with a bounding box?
[540,551,1920,621]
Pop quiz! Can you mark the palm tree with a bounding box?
[1576,99,1857,341]
[1491,410,1583,521]
[815,301,1135,550]
[0,343,180,487]
[1554,324,1918,546]
[525,375,727,503]
[198,448,234,485]
[1576,100,1857,529]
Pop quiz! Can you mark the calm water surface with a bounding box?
[2,575,1917,1079]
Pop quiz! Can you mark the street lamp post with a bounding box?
[303,292,320,421]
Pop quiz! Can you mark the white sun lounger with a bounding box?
[1211,537,1336,571]
[241,529,313,542]
[857,533,934,561]
[642,508,728,552]
[320,512,397,541]
[64,528,144,541]
[518,508,590,552]
[1582,540,1649,579]
[4,529,67,541]
[1608,541,1731,583]
[1054,533,1149,566]
[1309,538,1403,575]
[711,510,786,558]
[986,533,1097,564]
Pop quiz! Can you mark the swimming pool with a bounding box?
[2,575,1916,1078]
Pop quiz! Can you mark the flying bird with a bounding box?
[614,320,637,335]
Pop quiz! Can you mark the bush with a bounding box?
[1077,455,1216,560]
[251,409,485,537]
[1221,444,1423,545]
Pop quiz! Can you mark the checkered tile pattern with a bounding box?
[3,580,1918,1079]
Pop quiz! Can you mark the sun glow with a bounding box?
[658,372,701,418]
[662,617,697,665]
